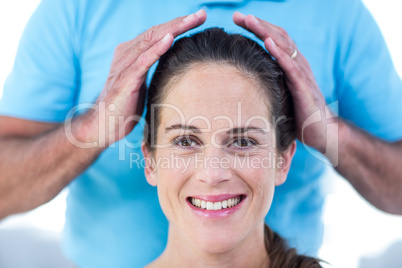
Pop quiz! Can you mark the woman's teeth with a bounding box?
[191,197,241,210]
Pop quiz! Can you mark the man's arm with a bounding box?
[0,115,102,219]
[0,10,207,220]
[233,12,402,215]
[335,120,402,214]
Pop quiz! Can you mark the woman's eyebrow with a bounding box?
[165,124,201,133]
[228,127,267,135]
[165,124,266,134]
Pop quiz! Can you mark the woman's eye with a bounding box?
[232,138,256,148]
[172,137,199,148]
[179,138,193,147]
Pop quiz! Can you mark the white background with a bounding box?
[0,1,401,267]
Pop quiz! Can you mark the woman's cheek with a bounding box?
[157,155,193,211]
[157,176,181,222]
[237,155,276,203]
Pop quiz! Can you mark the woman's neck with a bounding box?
[149,222,270,268]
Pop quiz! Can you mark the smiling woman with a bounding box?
[141,28,322,267]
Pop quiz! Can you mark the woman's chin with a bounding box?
[197,241,236,254]
[188,229,240,254]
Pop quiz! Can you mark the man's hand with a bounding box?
[82,10,207,146]
[233,12,335,154]
[233,12,402,214]
[0,10,208,219]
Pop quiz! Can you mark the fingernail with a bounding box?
[195,9,204,17]
[251,15,259,24]
[162,33,171,43]
[268,37,276,47]
[183,13,194,22]
[235,12,245,19]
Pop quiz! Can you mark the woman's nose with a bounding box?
[195,146,232,186]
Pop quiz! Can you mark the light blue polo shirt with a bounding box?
[1,0,402,267]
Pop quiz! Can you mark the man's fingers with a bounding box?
[166,9,207,38]
[233,11,279,34]
[264,37,305,91]
[233,12,295,58]
[234,12,314,85]
[111,10,206,76]
[133,9,206,54]
[129,33,174,87]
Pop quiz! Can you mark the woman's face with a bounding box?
[142,63,295,253]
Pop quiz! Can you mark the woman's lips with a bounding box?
[186,194,246,218]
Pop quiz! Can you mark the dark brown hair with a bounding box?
[264,225,323,267]
[145,27,295,153]
[144,28,322,267]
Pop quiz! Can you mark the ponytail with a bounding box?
[264,224,323,268]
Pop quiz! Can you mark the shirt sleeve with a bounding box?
[0,0,79,123]
[336,0,402,142]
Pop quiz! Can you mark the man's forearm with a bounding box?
[332,120,402,214]
[0,115,103,219]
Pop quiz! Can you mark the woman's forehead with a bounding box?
[160,64,270,123]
